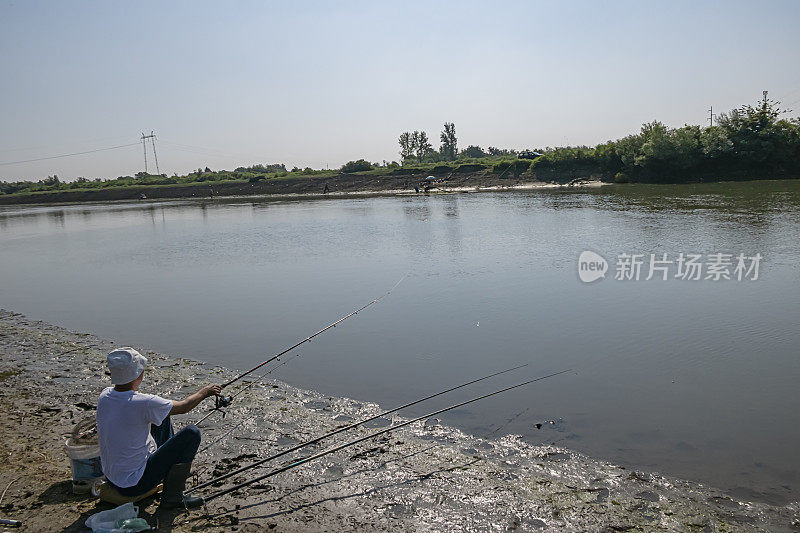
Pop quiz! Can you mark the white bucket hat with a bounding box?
[107,347,147,385]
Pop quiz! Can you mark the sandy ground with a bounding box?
[1,309,798,532]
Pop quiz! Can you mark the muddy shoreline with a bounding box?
[0,310,797,531]
[0,172,604,206]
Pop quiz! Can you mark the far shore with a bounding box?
[0,171,606,207]
[5,168,800,208]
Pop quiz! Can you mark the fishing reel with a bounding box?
[215,394,233,409]
[208,394,234,418]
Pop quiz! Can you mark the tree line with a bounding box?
[530,97,800,183]
[396,123,524,165]
[398,123,459,163]
[390,97,800,183]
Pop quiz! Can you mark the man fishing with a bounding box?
[96,347,221,508]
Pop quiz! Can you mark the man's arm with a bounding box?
[169,384,222,416]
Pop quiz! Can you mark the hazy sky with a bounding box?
[2,0,799,181]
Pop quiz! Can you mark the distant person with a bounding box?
[324,183,329,194]
[96,348,221,508]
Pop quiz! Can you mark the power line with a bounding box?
[785,96,800,108]
[0,135,135,154]
[159,140,282,163]
[777,84,800,102]
[0,142,140,167]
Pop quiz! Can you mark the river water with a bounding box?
[1,182,798,504]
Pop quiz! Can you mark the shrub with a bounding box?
[235,163,286,173]
[460,145,488,158]
[340,159,373,173]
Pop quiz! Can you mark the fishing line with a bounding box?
[158,140,287,163]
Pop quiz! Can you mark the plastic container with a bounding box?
[65,437,103,492]
[85,502,139,532]
[65,416,103,493]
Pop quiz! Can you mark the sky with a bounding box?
[1,0,799,181]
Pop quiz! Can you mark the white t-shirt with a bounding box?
[96,387,173,488]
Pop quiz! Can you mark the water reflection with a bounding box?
[402,202,431,222]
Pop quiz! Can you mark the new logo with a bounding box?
[578,251,608,283]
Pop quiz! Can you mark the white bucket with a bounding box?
[65,437,103,492]
[66,415,103,493]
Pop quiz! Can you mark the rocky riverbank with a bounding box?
[0,310,797,531]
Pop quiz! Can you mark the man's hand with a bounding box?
[170,383,223,415]
[201,384,222,399]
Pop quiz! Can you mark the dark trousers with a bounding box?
[115,417,201,496]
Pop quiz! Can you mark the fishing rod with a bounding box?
[198,276,406,422]
[201,368,571,502]
[195,348,314,449]
[196,351,302,427]
[188,363,529,493]
[197,359,527,453]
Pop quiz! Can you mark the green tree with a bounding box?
[594,142,623,174]
[398,132,413,162]
[488,147,516,156]
[413,131,431,163]
[439,122,457,161]
[461,145,487,158]
[634,122,702,178]
[614,133,645,169]
[717,98,798,170]
[699,126,733,159]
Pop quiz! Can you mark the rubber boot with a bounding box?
[160,462,204,509]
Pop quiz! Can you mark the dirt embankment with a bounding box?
[0,171,593,206]
[0,310,797,532]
